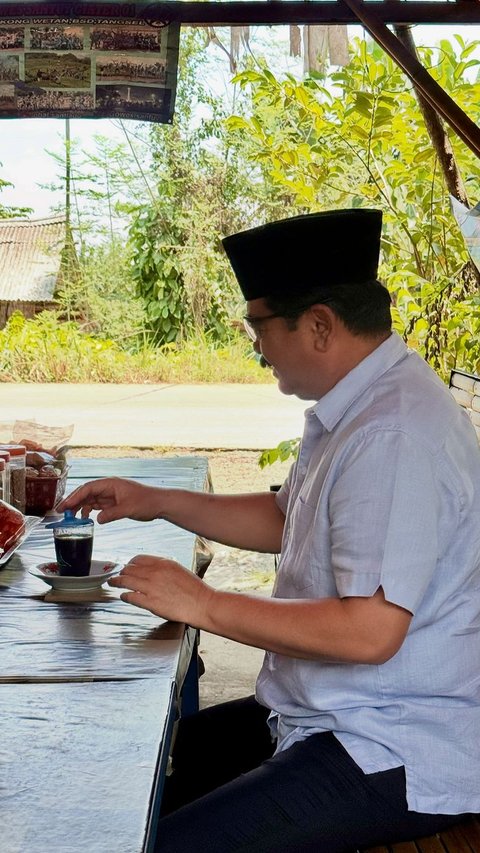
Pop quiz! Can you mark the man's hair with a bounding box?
[265,279,392,337]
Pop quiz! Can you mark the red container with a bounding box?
[25,467,69,516]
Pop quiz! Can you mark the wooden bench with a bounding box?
[449,368,480,444]
[361,814,480,851]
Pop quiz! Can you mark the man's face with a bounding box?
[245,298,316,399]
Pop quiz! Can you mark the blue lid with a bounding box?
[46,510,93,529]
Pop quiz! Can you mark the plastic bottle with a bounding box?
[0,450,11,504]
[0,459,6,504]
[0,445,26,514]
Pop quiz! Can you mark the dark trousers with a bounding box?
[156,695,464,852]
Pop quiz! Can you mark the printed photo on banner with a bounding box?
[0,18,178,122]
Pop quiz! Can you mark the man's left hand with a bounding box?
[108,555,215,624]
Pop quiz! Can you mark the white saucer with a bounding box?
[29,559,121,592]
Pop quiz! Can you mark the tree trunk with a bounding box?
[393,25,469,204]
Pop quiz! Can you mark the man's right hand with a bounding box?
[59,479,285,553]
[57,477,161,524]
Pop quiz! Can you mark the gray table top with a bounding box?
[0,456,210,853]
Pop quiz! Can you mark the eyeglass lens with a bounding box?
[243,318,257,342]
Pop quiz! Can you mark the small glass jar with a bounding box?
[0,450,11,505]
[0,445,26,514]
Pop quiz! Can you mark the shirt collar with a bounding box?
[309,332,409,432]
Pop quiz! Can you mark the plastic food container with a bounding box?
[0,445,26,514]
[0,451,10,504]
[25,466,69,517]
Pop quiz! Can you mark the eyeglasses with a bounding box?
[243,298,335,343]
[242,312,285,342]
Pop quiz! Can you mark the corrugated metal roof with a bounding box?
[0,215,66,301]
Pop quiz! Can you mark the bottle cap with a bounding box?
[46,510,93,529]
[0,444,25,457]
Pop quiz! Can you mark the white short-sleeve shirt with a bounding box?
[256,333,480,814]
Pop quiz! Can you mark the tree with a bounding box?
[42,123,149,342]
[128,28,302,345]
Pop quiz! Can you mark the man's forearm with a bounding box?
[199,587,412,664]
[157,489,285,553]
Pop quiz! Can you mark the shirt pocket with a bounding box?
[279,495,317,591]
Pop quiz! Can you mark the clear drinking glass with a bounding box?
[47,510,94,576]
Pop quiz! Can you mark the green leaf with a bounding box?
[225,115,251,131]
[353,92,373,118]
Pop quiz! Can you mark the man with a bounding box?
[60,209,480,852]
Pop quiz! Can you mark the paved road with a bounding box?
[0,383,311,449]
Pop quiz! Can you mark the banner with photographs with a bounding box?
[0,19,179,122]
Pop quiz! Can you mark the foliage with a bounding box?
[228,35,480,382]
[258,438,301,469]
[39,37,243,347]
[0,311,124,382]
[0,311,272,384]
[44,128,151,245]
[43,127,155,345]
[43,34,254,347]
[56,239,146,346]
[128,195,234,345]
[127,31,235,344]
[221,34,480,467]
[128,29,301,346]
[5,29,480,416]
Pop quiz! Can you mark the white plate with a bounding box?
[29,559,121,591]
[0,516,42,566]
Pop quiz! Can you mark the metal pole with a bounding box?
[65,117,71,229]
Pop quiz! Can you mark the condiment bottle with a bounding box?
[0,444,26,514]
[0,450,11,504]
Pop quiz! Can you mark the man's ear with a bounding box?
[308,304,335,351]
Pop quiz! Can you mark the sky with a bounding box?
[0,117,127,216]
[0,24,478,219]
